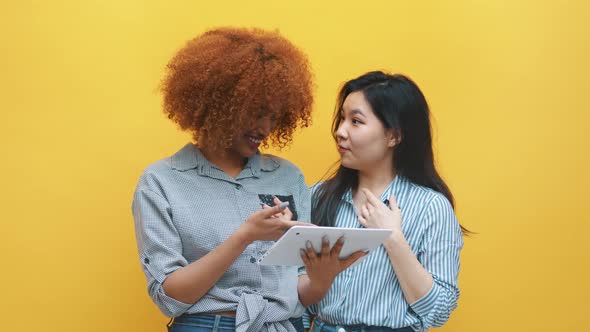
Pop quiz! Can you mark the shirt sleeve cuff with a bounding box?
[409,280,440,319]
[153,284,193,317]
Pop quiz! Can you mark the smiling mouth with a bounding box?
[247,135,263,145]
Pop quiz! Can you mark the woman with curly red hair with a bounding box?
[131,27,341,332]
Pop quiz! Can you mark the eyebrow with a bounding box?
[348,109,365,117]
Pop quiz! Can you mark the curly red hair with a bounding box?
[161,27,314,150]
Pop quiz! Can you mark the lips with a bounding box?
[246,135,263,149]
[338,145,350,153]
[247,136,262,144]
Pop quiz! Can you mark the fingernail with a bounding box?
[279,201,289,209]
[306,240,311,249]
[300,249,305,256]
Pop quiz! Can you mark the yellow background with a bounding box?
[1,1,589,331]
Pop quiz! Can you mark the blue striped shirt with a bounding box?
[305,175,463,331]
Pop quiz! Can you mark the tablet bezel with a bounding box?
[258,225,392,266]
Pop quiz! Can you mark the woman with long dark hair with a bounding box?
[300,71,467,332]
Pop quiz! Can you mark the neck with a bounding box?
[355,158,396,197]
[198,143,246,178]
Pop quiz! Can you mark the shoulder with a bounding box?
[143,157,173,175]
[402,178,451,210]
[309,181,324,195]
[399,178,456,225]
[135,151,180,194]
[402,179,459,236]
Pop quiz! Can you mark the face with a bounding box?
[335,91,396,172]
[228,114,277,159]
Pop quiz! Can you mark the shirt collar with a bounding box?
[170,143,279,176]
[342,175,404,207]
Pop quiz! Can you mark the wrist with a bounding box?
[233,226,254,246]
[384,230,405,249]
[300,275,331,306]
[309,277,333,297]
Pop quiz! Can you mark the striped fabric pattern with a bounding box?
[305,176,464,332]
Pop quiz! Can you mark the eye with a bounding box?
[256,113,278,122]
[352,118,363,125]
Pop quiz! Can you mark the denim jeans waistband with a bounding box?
[313,318,413,332]
[171,313,303,331]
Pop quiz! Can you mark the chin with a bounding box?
[340,158,358,170]
[240,148,258,158]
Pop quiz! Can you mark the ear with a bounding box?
[386,129,401,147]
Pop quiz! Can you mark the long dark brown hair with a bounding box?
[312,71,470,234]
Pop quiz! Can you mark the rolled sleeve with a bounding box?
[132,183,192,317]
[410,194,463,329]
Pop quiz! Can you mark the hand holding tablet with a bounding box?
[259,225,392,266]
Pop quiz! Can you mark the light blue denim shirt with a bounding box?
[132,143,311,332]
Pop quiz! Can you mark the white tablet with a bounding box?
[259,226,392,266]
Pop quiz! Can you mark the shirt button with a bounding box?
[235,184,241,190]
[338,328,346,332]
[250,257,256,263]
[144,258,150,264]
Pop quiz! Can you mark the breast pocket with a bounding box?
[257,194,298,220]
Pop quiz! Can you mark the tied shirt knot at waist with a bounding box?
[236,292,298,332]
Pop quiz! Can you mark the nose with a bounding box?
[335,121,348,141]
[255,116,274,136]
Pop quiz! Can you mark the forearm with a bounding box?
[383,232,433,304]
[297,275,330,307]
[163,229,251,304]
